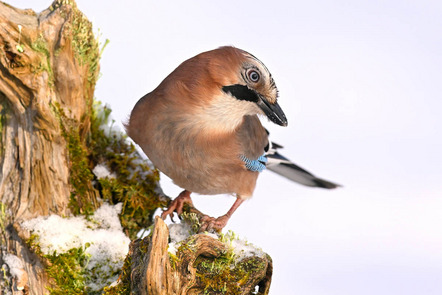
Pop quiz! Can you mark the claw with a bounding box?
[162,193,242,233]
[198,214,230,233]
[161,190,193,221]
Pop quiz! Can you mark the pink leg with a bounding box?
[161,190,193,221]
[199,197,244,233]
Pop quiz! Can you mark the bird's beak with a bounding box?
[257,95,288,126]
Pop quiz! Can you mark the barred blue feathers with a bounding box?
[240,153,268,172]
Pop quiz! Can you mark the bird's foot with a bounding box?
[199,214,231,233]
[161,190,193,222]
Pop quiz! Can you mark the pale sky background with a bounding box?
[12,0,442,294]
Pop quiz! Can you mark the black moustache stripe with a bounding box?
[222,84,259,103]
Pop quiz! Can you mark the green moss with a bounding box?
[51,102,97,215]
[51,98,166,236]
[194,254,266,294]
[0,203,7,245]
[168,251,179,270]
[27,234,92,295]
[25,234,45,260]
[30,34,55,87]
[0,265,9,289]
[169,226,267,294]
[45,245,91,295]
[102,252,131,295]
[181,211,201,234]
[49,0,109,89]
[69,4,109,87]
[88,101,167,239]
[26,223,126,294]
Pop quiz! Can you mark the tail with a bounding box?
[266,142,341,189]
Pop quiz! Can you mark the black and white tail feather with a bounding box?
[265,141,340,189]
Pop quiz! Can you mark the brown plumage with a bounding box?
[126,46,338,231]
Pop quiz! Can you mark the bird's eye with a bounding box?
[248,70,260,82]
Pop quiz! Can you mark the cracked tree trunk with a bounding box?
[0,0,98,221]
[0,1,100,293]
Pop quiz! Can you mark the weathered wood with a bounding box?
[0,0,99,220]
[125,215,273,295]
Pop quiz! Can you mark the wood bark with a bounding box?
[0,0,98,220]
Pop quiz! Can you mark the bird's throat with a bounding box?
[191,94,259,134]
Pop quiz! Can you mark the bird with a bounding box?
[126,46,339,232]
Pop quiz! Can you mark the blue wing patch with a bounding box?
[240,153,267,172]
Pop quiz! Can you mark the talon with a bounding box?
[206,221,214,233]
[198,214,230,233]
[160,210,169,220]
[161,190,192,221]
[199,223,207,233]
[176,201,184,215]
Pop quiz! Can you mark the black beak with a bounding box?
[257,95,288,126]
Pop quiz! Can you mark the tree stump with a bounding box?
[0,0,101,221]
[118,216,273,295]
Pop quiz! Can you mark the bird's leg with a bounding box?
[161,190,193,221]
[199,197,244,233]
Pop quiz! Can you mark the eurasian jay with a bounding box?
[126,46,339,231]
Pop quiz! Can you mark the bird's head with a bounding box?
[214,46,288,127]
[163,46,288,133]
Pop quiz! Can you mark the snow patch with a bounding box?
[169,222,192,244]
[2,254,23,279]
[168,222,192,256]
[92,163,117,179]
[94,103,123,140]
[230,235,265,260]
[167,222,264,261]
[2,253,27,290]
[21,203,130,291]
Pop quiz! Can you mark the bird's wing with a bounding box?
[265,142,340,189]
